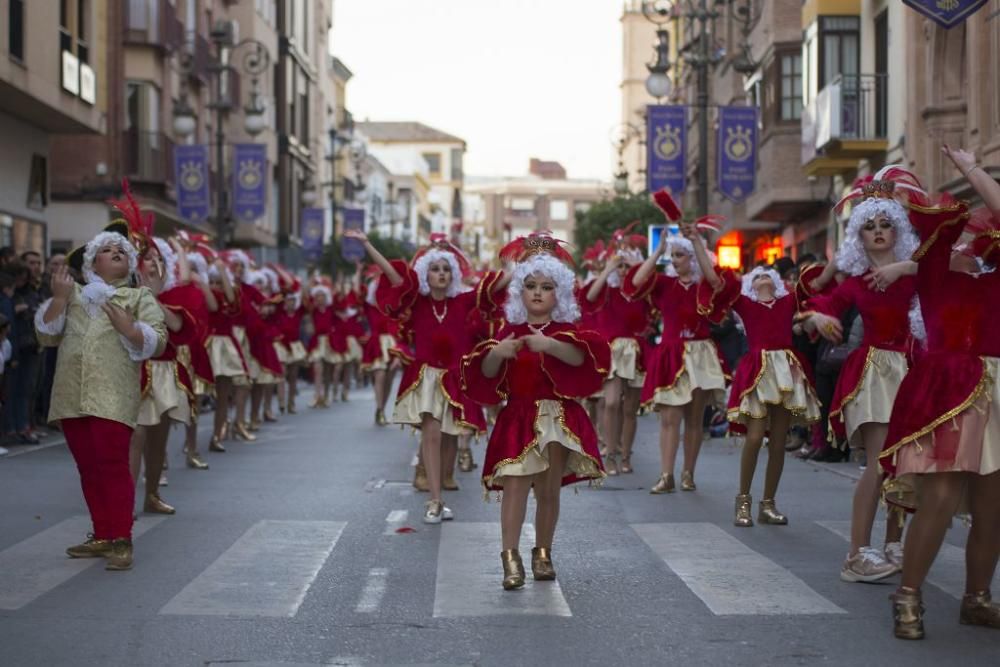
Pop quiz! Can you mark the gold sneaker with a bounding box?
[680,470,696,491]
[531,547,556,581]
[105,539,134,571]
[734,493,754,527]
[891,587,925,639]
[649,473,676,494]
[143,492,176,515]
[185,452,209,470]
[960,590,1000,629]
[501,549,525,590]
[66,535,112,559]
[758,499,788,525]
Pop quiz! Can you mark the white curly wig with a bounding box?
[151,237,178,291]
[836,198,920,276]
[310,284,333,304]
[82,231,139,284]
[187,252,209,283]
[663,236,703,282]
[504,253,580,325]
[741,266,789,302]
[207,263,234,285]
[412,249,467,297]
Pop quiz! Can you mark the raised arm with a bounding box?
[214,258,236,304]
[684,222,721,289]
[944,145,1000,216]
[632,232,666,287]
[344,229,403,286]
[171,238,191,284]
[42,266,74,325]
[586,255,621,302]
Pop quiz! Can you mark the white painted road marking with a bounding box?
[355,567,389,613]
[433,522,572,618]
[384,510,409,535]
[816,520,1000,599]
[160,519,345,617]
[633,522,846,616]
[0,515,166,610]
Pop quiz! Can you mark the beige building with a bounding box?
[0,0,109,255]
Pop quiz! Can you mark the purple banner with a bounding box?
[717,106,758,203]
[902,0,988,28]
[646,105,686,196]
[301,208,325,263]
[341,207,366,262]
[173,144,210,223]
[232,143,268,222]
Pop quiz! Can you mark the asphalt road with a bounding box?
[1,386,998,666]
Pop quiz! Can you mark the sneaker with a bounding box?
[884,542,904,571]
[442,506,454,521]
[841,546,898,583]
[423,500,443,525]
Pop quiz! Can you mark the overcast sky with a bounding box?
[332,0,622,180]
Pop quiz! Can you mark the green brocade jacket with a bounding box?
[35,280,167,429]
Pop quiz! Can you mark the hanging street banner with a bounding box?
[717,105,758,203]
[646,105,686,196]
[341,207,366,262]
[902,0,988,29]
[173,144,210,223]
[232,144,268,222]
[301,207,325,263]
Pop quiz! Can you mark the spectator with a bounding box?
[0,313,10,456]
[1,261,40,444]
[774,256,797,283]
[36,253,66,427]
[18,254,45,432]
[0,247,15,270]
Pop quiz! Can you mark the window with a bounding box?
[77,0,89,64]
[422,153,441,176]
[780,54,802,121]
[550,199,569,221]
[9,0,25,61]
[125,81,161,138]
[27,155,48,210]
[509,197,534,212]
[819,17,859,88]
[450,148,463,181]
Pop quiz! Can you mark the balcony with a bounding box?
[122,130,175,185]
[124,0,183,51]
[802,74,889,177]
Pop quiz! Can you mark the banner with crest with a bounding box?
[301,208,326,263]
[646,105,686,196]
[902,0,988,29]
[341,207,366,262]
[232,144,268,222]
[173,144,210,223]
[717,106,758,203]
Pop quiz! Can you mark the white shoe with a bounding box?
[884,541,904,571]
[841,546,898,583]
[423,500,443,525]
[442,506,454,521]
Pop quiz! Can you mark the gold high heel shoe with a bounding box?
[501,549,525,590]
[248,419,261,432]
[144,492,176,515]
[758,499,788,525]
[233,421,257,442]
[413,463,429,492]
[734,493,754,527]
[605,452,619,476]
[960,590,1000,629]
[457,449,476,472]
[649,473,675,494]
[619,456,633,474]
[531,547,556,581]
[185,451,209,470]
[375,408,388,426]
[680,470,696,491]
[891,587,925,639]
[208,434,226,452]
[287,401,297,415]
[263,411,278,423]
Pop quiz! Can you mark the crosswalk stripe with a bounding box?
[0,515,166,610]
[433,522,572,618]
[355,567,389,613]
[384,510,408,535]
[633,522,846,616]
[816,520,1000,599]
[159,519,345,617]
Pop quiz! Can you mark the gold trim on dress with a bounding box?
[910,205,970,261]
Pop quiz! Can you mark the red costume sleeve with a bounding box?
[806,277,856,321]
[539,326,611,398]
[159,284,206,347]
[475,270,507,320]
[375,259,419,317]
[622,264,662,303]
[460,335,507,406]
[580,280,606,314]
[910,200,970,268]
[696,269,741,324]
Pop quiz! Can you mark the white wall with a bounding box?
[0,112,50,224]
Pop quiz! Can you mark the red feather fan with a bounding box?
[653,189,682,222]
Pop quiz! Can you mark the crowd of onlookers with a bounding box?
[0,246,66,456]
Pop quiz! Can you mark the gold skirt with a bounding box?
[206,335,247,379]
[393,366,472,437]
[367,334,398,372]
[137,361,192,426]
[729,350,822,428]
[274,341,289,364]
[842,348,909,447]
[345,335,364,363]
[288,341,308,365]
[609,338,644,388]
[309,337,343,364]
[233,326,260,380]
[650,339,727,407]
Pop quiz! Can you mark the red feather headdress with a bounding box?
[107,178,154,257]
[653,189,683,222]
[411,232,472,276]
[582,240,606,269]
[499,231,576,267]
[695,215,726,235]
[834,165,929,213]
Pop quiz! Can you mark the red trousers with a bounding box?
[62,416,135,540]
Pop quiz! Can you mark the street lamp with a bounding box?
[645,29,673,100]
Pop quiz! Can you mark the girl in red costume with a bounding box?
[273,273,307,414]
[804,166,924,582]
[334,273,366,402]
[878,148,1000,639]
[348,229,499,524]
[178,240,218,469]
[625,191,728,495]
[577,241,608,455]
[463,233,610,590]
[306,281,341,408]
[205,258,248,451]
[690,225,821,527]
[361,265,406,426]
[584,226,650,475]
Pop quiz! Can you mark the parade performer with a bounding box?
[584,224,650,475]
[625,191,728,494]
[335,274,366,402]
[178,238,217,469]
[34,196,167,571]
[462,233,609,589]
[272,267,307,414]
[361,264,407,426]
[348,229,495,524]
[803,166,922,581]
[246,267,284,427]
[204,258,248,452]
[879,147,1000,639]
[306,280,341,408]
[578,241,608,454]
[691,226,821,527]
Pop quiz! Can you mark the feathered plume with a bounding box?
[499,231,576,267]
[653,189,682,222]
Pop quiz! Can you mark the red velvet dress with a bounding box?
[275,307,306,364]
[240,285,283,381]
[583,281,650,385]
[375,260,501,434]
[623,266,728,408]
[205,289,249,378]
[307,304,344,363]
[880,202,993,505]
[462,322,610,491]
[806,274,916,443]
[336,291,366,362]
[361,301,406,370]
[138,283,201,426]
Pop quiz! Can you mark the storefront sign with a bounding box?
[717,106,758,203]
[646,105,686,196]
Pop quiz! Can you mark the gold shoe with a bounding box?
[66,535,112,558]
[208,435,226,453]
[531,547,556,581]
[288,403,297,415]
[758,498,788,525]
[185,452,209,470]
[413,463,429,492]
[443,472,460,491]
[248,419,261,432]
[311,396,326,409]
[891,587,925,639]
[680,470,696,491]
[375,408,389,427]
[143,492,176,515]
[501,549,526,590]
[457,449,475,472]
[960,590,1000,629]
[605,453,619,476]
[734,493,754,527]
[620,456,633,474]
[105,538,133,571]
[263,411,278,423]
[649,473,676,494]
[233,421,257,442]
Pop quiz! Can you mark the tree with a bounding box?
[573,194,663,263]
